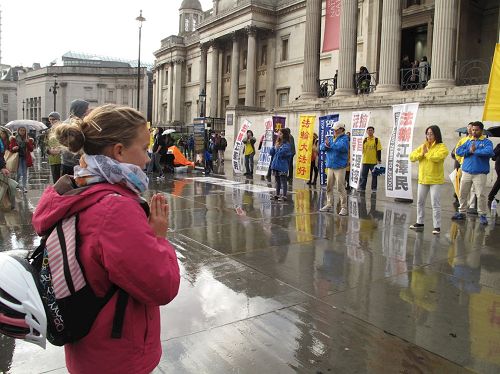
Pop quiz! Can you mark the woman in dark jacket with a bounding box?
[270,128,293,201]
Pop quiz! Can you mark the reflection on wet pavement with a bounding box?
[1,160,498,373]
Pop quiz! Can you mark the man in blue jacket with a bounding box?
[452,121,494,225]
[319,122,350,215]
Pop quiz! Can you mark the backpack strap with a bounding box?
[111,289,129,339]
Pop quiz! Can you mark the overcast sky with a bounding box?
[1,0,213,67]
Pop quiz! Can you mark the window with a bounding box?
[258,94,266,108]
[281,38,289,62]
[260,45,267,66]
[3,110,7,123]
[107,90,115,102]
[277,89,289,107]
[357,7,362,38]
[122,89,128,106]
[164,69,169,86]
[225,55,231,74]
[192,17,197,31]
[185,17,190,32]
[242,50,248,70]
[187,66,192,83]
[2,94,8,104]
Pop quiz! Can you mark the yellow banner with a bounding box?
[483,44,500,122]
[295,115,316,180]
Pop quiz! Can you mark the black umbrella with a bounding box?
[486,126,500,138]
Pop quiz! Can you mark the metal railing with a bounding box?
[318,78,337,98]
[400,65,430,90]
[456,59,492,86]
[354,71,378,95]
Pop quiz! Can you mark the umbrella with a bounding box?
[455,127,468,135]
[486,126,500,137]
[5,120,47,132]
[162,129,176,135]
[455,126,492,137]
[0,126,12,136]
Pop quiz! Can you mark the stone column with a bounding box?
[210,42,219,117]
[218,48,224,115]
[301,0,322,99]
[230,33,241,107]
[266,32,276,109]
[199,44,208,95]
[426,0,458,89]
[376,0,401,92]
[173,59,183,122]
[168,63,174,122]
[245,27,257,107]
[335,0,358,96]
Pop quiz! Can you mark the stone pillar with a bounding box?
[199,44,208,95]
[217,48,224,115]
[426,0,458,89]
[376,0,401,92]
[210,42,219,117]
[301,0,322,99]
[245,27,257,107]
[266,32,276,109]
[334,0,358,96]
[172,59,183,122]
[168,63,174,122]
[229,33,240,107]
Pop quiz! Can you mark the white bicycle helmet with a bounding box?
[0,251,47,349]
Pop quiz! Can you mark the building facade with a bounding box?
[153,0,499,177]
[0,66,18,125]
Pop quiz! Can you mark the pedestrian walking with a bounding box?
[46,112,63,183]
[358,126,382,193]
[242,130,256,176]
[488,143,500,208]
[319,122,349,216]
[217,132,227,164]
[409,125,449,234]
[32,104,180,374]
[270,128,293,201]
[61,99,90,176]
[9,127,34,193]
[452,121,495,225]
[307,133,319,186]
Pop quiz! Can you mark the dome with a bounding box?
[180,0,202,11]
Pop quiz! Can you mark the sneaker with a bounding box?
[432,228,441,235]
[320,204,332,212]
[339,208,348,216]
[451,212,466,220]
[409,223,424,230]
[271,195,280,200]
[479,215,488,225]
[278,196,287,202]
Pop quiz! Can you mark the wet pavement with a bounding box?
[1,157,500,373]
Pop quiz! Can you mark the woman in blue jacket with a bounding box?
[270,128,293,201]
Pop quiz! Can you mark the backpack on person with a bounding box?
[363,137,379,148]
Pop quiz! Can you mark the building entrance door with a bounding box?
[401,24,428,65]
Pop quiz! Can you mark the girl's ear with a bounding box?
[110,143,126,162]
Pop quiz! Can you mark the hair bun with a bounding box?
[55,123,85,153]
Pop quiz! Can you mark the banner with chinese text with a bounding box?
[385,103,419,199]
[232,119,252,174]
[323,0,341,52]
[273,116,286,132]
[295,115,316,180]
[319,114,339,185]
[256,118,274,176]
[349,111,370,189]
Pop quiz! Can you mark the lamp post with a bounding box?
[22,100,25,118]
[48,74,59,112]
[199,89,206,117]
[136,10,146,111]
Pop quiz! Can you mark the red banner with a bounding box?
[322,0,341,52]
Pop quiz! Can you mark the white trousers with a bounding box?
[416,184,442,228]
[326,168,347,209]
[459,172,487,215]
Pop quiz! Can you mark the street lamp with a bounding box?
[48,74,59,112]
[136,10,146,111]
[22,100,25,118]
[199,89,206,117]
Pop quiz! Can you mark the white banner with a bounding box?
[385,103,419,199]
[349,111,370,189]
[256,118,274,176]
[232,119,252,174]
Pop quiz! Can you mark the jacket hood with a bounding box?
[32,176,137,235]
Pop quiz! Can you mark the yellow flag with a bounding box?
[483,44,500,122]
[295,115,316,180]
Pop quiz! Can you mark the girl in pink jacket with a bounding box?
[32,105,180,374]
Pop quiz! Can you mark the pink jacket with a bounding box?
[32,180,180,374]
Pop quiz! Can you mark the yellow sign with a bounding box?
[295,115,316,180]
[483,44,500,122]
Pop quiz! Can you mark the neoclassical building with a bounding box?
[153,0,499,174]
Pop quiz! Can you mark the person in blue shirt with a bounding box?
[452,121,494,225]
[319,122,350,215]
[270,128,293,201]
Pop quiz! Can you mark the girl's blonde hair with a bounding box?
[54,104,146,154]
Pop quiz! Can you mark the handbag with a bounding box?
[4,150,19,173]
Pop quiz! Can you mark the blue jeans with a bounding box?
[275,173,288,196]
[17,157,27,189]
[359,164,377,191]
[245,153,254,174]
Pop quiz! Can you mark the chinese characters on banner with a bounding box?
[295,115,316,180]
[349,111,371,189]
[232,119,253,174]
[385,103,419,199]
[256,118,274,176]
[273,116,286,133]
[319,114,339,185]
